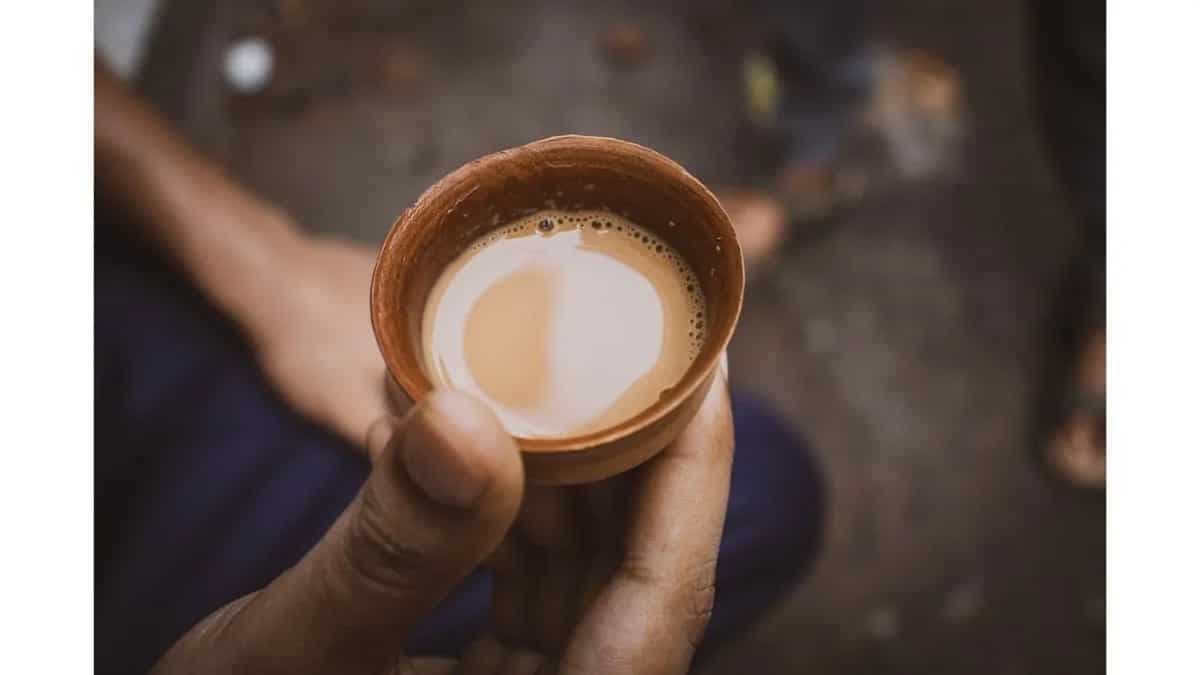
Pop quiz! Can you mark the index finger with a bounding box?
[563,357,734,673]
[623,353,733,595]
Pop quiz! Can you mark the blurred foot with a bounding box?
[1040,244,1106,490]
[718,163,838,266]
[1045,329,1106,488]
[718,190,787,265]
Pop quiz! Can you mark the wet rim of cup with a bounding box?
[371,135,744,454]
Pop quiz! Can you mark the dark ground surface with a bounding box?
[130,0,1104,672]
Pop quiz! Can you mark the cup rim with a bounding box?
[370,134,743,453]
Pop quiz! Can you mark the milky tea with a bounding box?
[422,210,707,438]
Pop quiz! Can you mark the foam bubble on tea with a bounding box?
[422,210,707,438]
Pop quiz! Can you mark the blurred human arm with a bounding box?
[95,58,390,448]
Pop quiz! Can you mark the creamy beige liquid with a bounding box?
[422,210,707,438]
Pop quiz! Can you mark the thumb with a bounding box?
[179,391,523,674]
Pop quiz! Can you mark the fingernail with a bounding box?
[400,395,490,508]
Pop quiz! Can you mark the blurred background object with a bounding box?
[95,0,1104,672]
[96,0,159,77]
[223,36,275,94]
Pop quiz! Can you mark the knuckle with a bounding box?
[682,559,718,649]
[338,484,431,596]
[617,555,661,587]
[618,556,718,651]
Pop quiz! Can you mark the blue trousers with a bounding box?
[95,220,824,674]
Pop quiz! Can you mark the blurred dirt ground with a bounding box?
[117,0,1104,672]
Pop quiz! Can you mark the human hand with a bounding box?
[246,236,397,450]
[153,362,732,675]
[464,358,733,674]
